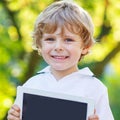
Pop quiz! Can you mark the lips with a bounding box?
[51,55,69,60]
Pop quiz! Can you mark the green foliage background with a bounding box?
[0,0,120,119]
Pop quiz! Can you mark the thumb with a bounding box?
[94,109,96,114]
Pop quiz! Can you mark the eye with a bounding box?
[45,38,55,42]
[65,38,74,43]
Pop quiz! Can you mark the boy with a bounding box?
[7,1,114,120]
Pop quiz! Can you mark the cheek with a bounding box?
[41,48,47,56]
[71,48,83,59]
[69,46,82,54]
[41,43,49,50]
[41,45,52,56]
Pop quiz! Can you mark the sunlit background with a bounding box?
[0,0,120,119]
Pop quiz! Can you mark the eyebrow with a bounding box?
[63,35,75,37]
[43,33,80,39]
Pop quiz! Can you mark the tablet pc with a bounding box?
[15,86,94,120]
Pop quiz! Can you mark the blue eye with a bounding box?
[65,38,74,42]
[45,38,55,41]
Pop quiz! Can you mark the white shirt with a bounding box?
[23,66,114,120]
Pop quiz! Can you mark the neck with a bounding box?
[50,67,79,81]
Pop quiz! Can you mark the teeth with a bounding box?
[54,56,65,58]
[52,56,68,59]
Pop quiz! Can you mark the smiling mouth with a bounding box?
[51,55,69,59]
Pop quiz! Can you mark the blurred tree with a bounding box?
[0,0,120,119]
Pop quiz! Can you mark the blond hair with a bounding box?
[32,1,94,50]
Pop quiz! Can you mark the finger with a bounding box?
[12,104,20,112]
[7,114,20,120]
[88,114,99,120]
[8,108,20,117]
[94,109,96,114]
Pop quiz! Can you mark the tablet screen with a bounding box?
[22,93,87,120]
[15,86,94,120]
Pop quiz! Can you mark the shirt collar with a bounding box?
[37,66,94,76]
[77,67,94,76]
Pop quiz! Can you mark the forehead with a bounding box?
[54,27,80,37]
[43,26,81,40]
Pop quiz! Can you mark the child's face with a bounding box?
[40,26,88,73]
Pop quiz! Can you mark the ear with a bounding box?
[37,46,42,55]
[81,46,90,55]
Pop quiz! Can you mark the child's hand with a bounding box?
[88,109,99,120]
[7,104,20,120]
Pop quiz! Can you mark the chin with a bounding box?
[51,66,66,71]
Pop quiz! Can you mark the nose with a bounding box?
[54,40,64,52]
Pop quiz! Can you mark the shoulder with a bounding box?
[77,67,108,101]
[90,76,107,92]
[23,66,51,87]
[78,67,107,91]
